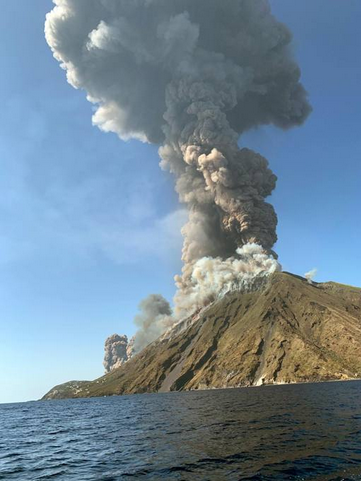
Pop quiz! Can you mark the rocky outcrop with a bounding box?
[43,273,361,400]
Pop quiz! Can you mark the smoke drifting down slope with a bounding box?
[45,0,310,353]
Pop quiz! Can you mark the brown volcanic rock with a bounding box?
[43,273,361,400]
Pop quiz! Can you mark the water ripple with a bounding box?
[1,381,361,479]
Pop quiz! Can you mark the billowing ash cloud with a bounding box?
[46,1,310,351]
[103,334,129,373]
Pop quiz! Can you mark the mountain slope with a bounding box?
[43,273,361,399]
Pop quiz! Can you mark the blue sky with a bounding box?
[0,1,360,403]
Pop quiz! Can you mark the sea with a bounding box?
[1,381,361,480]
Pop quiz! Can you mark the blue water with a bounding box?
[1,381,361,480]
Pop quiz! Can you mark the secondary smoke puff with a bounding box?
[46,1,311,348]
[132,294,173,353]
[305,268,317,285]
[103,334,129,373]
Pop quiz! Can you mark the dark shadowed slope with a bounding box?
[43,273,361,399]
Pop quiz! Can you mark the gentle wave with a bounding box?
[1,381,361,480]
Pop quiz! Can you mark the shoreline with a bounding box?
[39,376,361,403]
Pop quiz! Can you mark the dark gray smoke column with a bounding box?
[46,0,310,306]
[103,334,129,373]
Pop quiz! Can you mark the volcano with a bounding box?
[43,272,361,400]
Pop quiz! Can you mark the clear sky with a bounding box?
[0,1,360,404]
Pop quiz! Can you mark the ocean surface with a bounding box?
[1,381,361,480]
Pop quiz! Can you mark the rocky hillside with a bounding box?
[43,272,361,400]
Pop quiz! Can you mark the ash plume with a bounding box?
[46,1,311,349]
[103,334,129,373]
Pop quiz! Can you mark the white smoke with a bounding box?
[305,268,317,284]
[175,244,280,317]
